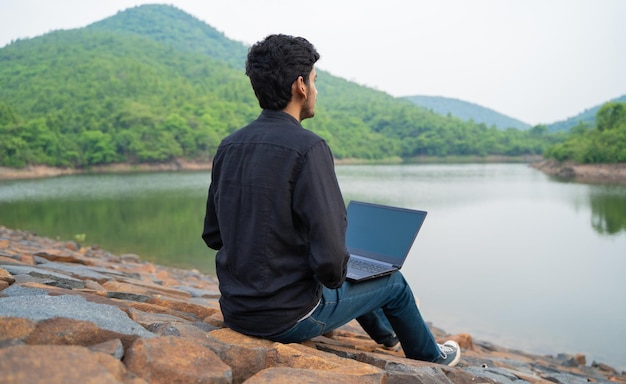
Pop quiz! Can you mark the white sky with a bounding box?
[1,0,625,125]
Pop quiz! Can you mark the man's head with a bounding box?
[245,34,320,118]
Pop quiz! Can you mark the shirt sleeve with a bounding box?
[202,175,223,250]
[292,140,349,289]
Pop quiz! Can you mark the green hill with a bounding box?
[546,95,626,133]
[404,95,531,130]
[0,27,258,167]
[87,4,248,69]
[0,4,562,169]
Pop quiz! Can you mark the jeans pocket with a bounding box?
[271,316,326,343]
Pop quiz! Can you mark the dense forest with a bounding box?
[0,4,596,169]
[544,101,626,163]
[0,27,258,168]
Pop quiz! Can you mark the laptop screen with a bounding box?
[346,201,427,266]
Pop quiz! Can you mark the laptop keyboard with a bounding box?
[348,258,389,274]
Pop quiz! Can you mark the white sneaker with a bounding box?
[434,340,461,367]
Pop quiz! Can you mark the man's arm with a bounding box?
[202,178,223,250]
[292,140,349,289]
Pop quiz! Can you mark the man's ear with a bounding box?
[293,76,308,99]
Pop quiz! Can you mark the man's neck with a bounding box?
[281,103,302,122]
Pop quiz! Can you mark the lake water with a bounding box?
[1,163,625,370]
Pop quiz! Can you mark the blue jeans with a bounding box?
[268,271,441,362]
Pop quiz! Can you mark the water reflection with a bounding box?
[589,187,626,235]
[0,191,215,273]
[0,172,215,273]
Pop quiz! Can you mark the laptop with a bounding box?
[345,201,427,282]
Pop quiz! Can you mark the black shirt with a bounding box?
[202,110,349,337]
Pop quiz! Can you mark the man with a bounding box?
[202,34,460,366]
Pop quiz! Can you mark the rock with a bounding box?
[64,241,79,251]
[462,366,521,383]
[174,284,221,298]
[33,248,91,265]
[147,322,212,339]
[104,278,192,299]
[592,361,618,374]
[0,267,16,283]
[556,353,583,367]
[39,261,112,283]
[123,336,232,384]
[531,160,626,183]
[267,343,386,382]
[146,295,218,319]
[0,317,37,340]
[574,354,586,366]
[1,226,624,384]
[331,347,469,384]
[1,264,85,289]
[244,367,383,384]
[24,317,144,349]
[90,338,126,360]
[0,344,146,384]
[205,328,276,383]
[0,294,155,339]
[443,333,474,351]
[558,166,576,178]
[120,253,141,263]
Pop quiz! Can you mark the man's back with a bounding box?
[202,109,349,336]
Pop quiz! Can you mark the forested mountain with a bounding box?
[0,4,563,169]
[0,27,258,167]
[87,4,248,69]
[546,94,626,133]
[404,95,531,130]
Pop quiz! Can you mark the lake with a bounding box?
[1,163,625,371]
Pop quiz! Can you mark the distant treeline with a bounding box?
[544,102,626,163]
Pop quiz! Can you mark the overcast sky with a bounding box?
[1,0,625,125]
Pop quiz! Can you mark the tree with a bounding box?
[0,134,28,167]
[80,130,117,165]
[596,102,626,132]
[163,113,195,154]
[0,102,18,126]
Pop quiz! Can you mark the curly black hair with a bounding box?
[245,34,320,110]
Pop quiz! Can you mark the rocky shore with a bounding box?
[1,226,624,384]
[530,160,626,184]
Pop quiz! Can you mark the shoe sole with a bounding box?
[382,343,402,352]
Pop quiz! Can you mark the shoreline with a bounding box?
[530,159,626,184]
[0,159,214,180]
[0,155,543,181]
[3,158,626,185]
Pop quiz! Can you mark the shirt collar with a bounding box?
[260,109,301,126]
